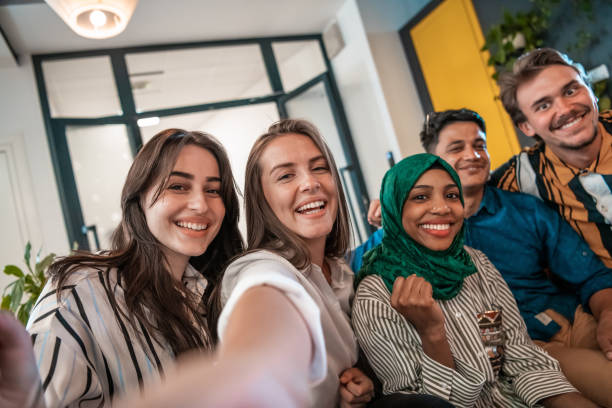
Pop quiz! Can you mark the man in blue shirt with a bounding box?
[354,109,612,405]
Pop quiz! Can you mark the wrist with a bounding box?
[418,324,447,342]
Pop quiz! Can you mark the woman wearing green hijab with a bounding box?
[352,154,584,408]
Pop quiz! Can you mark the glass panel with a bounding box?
[285,82,369,244]
[126,45,272,112]
[42,56,122,118]
[139,103,280,237]
[66,125,132,250]
[273,40,326,92]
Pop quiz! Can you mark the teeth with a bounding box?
[420,224,450,230]
[560,116,581,129]
[176,221,208,231]
[297,200,325,212]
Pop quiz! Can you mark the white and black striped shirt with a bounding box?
[352,247,576,408]
[27,264,209,408]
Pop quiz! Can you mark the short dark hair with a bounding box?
[420,108,486,153]
[498,48,589,125]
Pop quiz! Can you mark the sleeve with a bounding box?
[347,229,384,273]
[535,199,612,310]
[475,252,577,406]
[351,277,485,407]
[28,285,104,408]
[217,252,326,384]
[490,155,520,192]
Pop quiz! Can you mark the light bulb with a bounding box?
[89,9,107,28]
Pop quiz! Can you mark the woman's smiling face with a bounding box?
[401,168,464,251]
[259,133,338,252]
[142,144,226,274]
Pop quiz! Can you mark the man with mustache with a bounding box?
[355,108,612,406]
[492,48,612,406]
[493,48,612,271]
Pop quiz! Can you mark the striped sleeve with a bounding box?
[30,309,104,408]
[469,250,577,406]
[352,276,485,406]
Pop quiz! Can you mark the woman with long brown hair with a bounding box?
[212,118,373,407]
[26,129,243,407]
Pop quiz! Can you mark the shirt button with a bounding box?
[455,312,462,318]
[582,251,588,256]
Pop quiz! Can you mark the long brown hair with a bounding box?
[243,119,351,269]
[51,129,243,353]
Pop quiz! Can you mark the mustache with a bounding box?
[550,106,590,130]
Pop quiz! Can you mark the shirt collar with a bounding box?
[181,263,208,299]
[473,186,499,216]
[543,121,611,185]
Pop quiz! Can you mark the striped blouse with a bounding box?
[352,247,576,408]
[26,264,210,408]
[491,110,612,268]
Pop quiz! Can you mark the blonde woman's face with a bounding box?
[259,133,338,252]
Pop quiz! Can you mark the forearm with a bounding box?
[540,391,598,407]
[588,288,612,320]
[419,327,455,370]
[118,286,313,408]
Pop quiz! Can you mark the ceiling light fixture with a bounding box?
[45,0,139,39]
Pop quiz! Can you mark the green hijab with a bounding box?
[356,153,476,300]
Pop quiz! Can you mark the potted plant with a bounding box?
[1,242,55,325]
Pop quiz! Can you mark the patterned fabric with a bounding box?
[491,110,612,268]
[353,247,576,408]
[27,264,209,408]
[351,187,612,342]
[357,153,476,300]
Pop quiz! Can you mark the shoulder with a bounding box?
[221,250,302,301]
[355,274,388,302]
[224,250,298,277]
[464,246,495,273]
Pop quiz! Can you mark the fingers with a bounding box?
[0,312,30,351]
[597,333,612,360]
[367,199,382,228]
[338,382,374,406]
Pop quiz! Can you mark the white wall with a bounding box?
[357,0,428,159]
[331,0,401,200]
[367,31,424,158]
[0,57,70,292]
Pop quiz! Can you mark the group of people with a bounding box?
[0,47,611,408]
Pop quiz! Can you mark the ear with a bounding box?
[518,121,537,137]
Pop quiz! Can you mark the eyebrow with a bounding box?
[169,171,221,182]
[268,155,326,175]
[412,183,458,190]
[530,79,578,109]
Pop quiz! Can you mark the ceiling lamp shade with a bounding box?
[45,0,139,39]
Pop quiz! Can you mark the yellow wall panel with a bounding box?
[410,0,520,168]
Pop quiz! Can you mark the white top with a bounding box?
[27,264,209,408]
[218,250,358,408]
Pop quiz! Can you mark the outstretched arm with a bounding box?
[0,312,45,408]
[117,286,313,408]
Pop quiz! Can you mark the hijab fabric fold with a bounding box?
[356,153,476,300]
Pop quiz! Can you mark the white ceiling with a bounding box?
[0,0,346,57]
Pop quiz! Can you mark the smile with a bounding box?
[176,221,209,231]
[296,200,326,215]
[420,223,450,231]
[560,115,584,130]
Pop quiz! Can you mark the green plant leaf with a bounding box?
[35,253,55,278]
[24,242,32,266]
[1,295,11,310]
[18,297,37,326]
[4,265,24,278]
[9,281,24,312]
